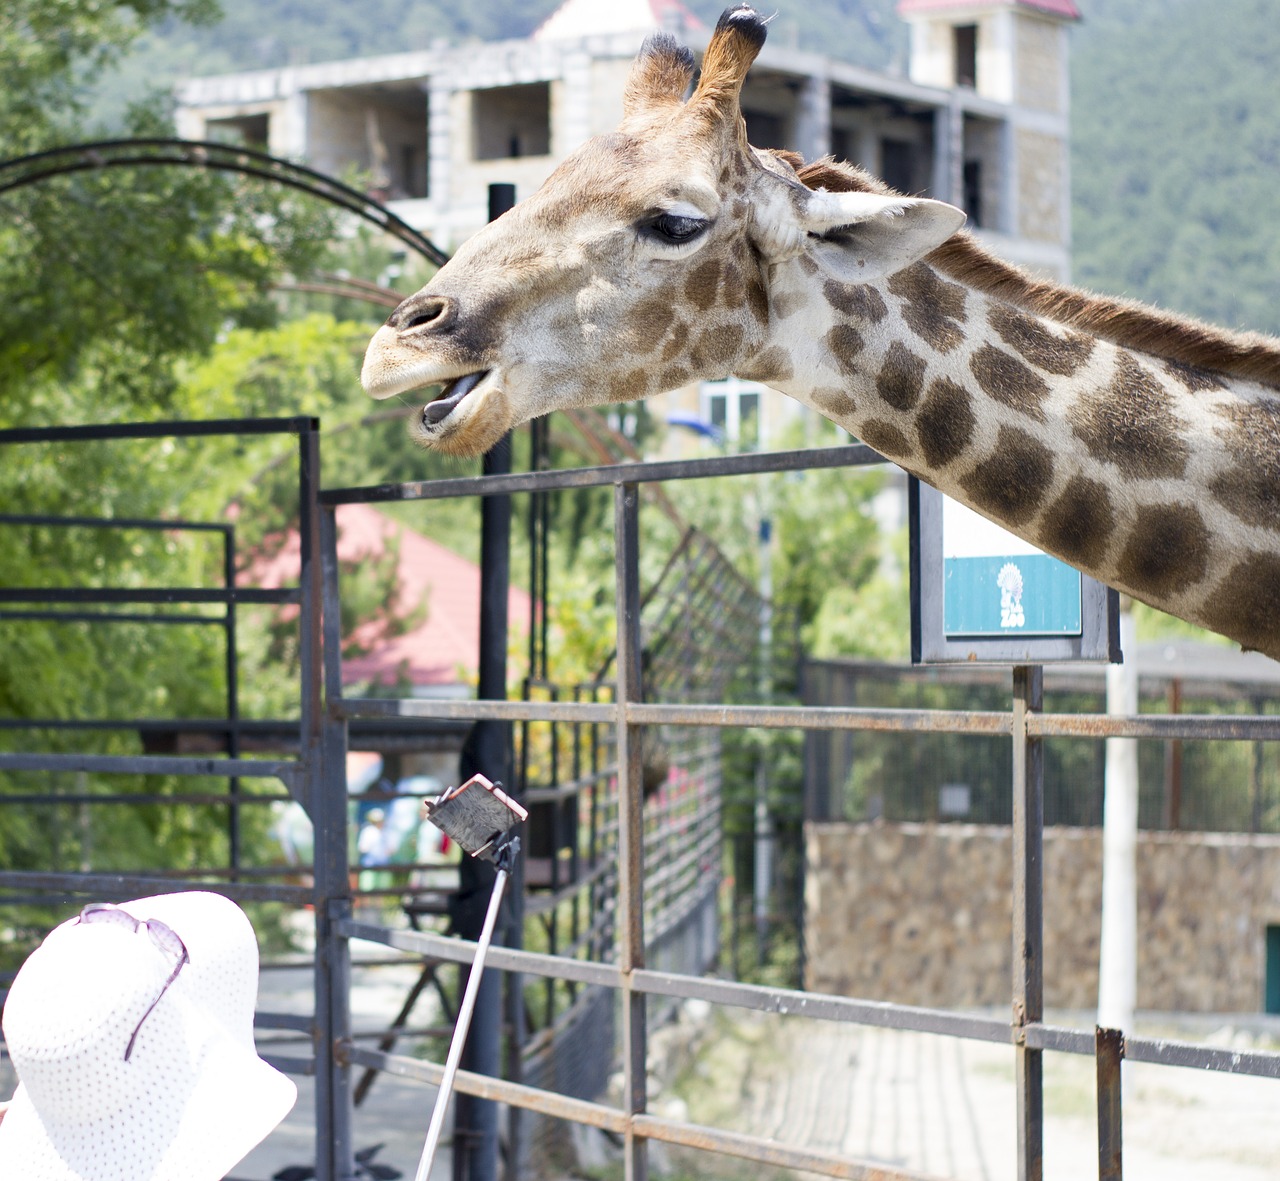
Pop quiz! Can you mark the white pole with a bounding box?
[1098,605,1138,1033]
[414,865,510,1181]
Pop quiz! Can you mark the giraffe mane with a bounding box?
[787,154,1280,391]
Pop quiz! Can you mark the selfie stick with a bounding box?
[413,776,526,1181]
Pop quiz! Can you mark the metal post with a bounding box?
[306,429,356,1181]
[615,482,648,1181]
[454,179,517,1181]
[223,524,241,878]
[1012,665,1044,1181]
[1096,1026,1124,1181]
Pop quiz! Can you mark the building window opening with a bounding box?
[880,139,916,195]
[743,109,787,151]
[472,83,551,161]
[963,160,983,228]
[954,24,978,89]
[207,113,270,150]
[701,378,766,450]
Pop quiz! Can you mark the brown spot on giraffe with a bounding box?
[810,386,857,416]
[741,346,793,383]
[958,426,1054,527]
[689,324,745,371]
[660,320,692,363]
[1115,505,1210,597]
[745,272,769,326]
[1199,553,1280,657]
[632,294,680,342]
[658,365,690,391]
[1037,476,1116,568]
[876,341,927,411]
[822,281,889,325]
[988,303,1094,376]
[1209,399,1280,531]
[860,419,914,460]
[684,258,722,311]
[1069,354,1190,480]
[915,377,975,469]
[1163,358,1227,392]
[826,326,866,378]
[886,264,968,353]
[969,344,1050,421]
[609,368,650,403]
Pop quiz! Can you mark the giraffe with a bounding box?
[362,5,1280,660]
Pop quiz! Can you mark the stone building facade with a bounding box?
[175,0,1080,450]
[805,822,1280,1013]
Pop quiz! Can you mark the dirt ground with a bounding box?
[655,1006,1280,1181]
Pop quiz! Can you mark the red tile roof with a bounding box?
[246,503,531,689]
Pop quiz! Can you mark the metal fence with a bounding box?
[322,441,1280,1181]
[4,422,1280,1181]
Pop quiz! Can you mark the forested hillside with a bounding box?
[88,0,1280,338]
[1070,0,1280,336]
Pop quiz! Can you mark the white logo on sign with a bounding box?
[998,562,1025,628]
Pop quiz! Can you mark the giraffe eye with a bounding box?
[644,212,709,245]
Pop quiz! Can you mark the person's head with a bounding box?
[0,891,296,1181]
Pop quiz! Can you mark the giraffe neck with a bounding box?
[751,261,1280,659]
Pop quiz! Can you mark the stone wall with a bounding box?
[805,822,1280,1013]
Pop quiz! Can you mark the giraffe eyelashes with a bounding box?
[642,212,711,247]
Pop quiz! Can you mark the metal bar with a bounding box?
[0,415,318,445]
[1030,713,1280,741]
[225,524,241,878]
[632,1113,947,1181]
[335,696,1011,734]
[320,443,886,504]
[1096,1026,1124,1181]
[347,1045,630,1133]
[0,587,297,604]
[0,753,297,780]
[629,970,1012,1042]
[0,513,231,532]
[1123,1034,1280,1077]
[1011,666,1044,1181]
[0,609,230,626]
[455,283,516,1179]
[0,871,311,904]
[0,792,291,806]
[415,864,511,1181]
[615,482,649,1181]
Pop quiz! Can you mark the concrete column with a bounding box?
[793,74,831,162]
[427,83,453,210]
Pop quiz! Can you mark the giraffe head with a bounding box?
[362,5,965,456]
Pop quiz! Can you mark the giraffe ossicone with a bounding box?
[362,5,1280,660]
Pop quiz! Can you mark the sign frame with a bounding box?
[909,478,1121,665]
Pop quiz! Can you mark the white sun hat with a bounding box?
[0,891,297,1181]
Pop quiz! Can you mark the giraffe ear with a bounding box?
[788,190,967,283]
[623,32,697,116]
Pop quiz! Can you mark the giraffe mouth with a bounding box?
[422,370,490,426]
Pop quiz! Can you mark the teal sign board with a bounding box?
[943,553,1082,636]
[942,497,1081,637]
[911,481,1119,665]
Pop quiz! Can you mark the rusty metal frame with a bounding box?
[321,442,1280,1181]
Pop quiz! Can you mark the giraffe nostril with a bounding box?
[390,294,456,334]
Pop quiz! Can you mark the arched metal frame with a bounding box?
[0,137,450,267]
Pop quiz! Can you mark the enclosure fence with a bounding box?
[3,422,1280,1181]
